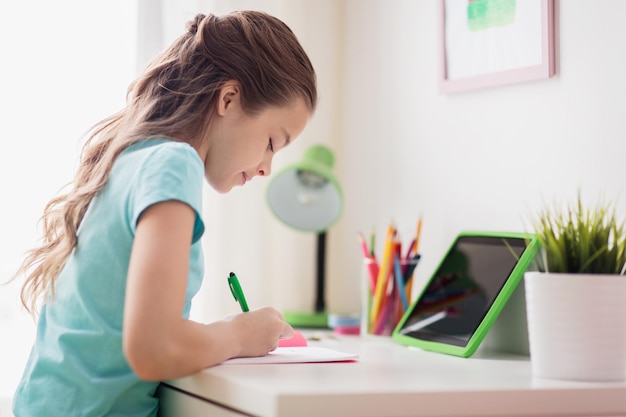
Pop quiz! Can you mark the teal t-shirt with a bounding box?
[13,139,205,417]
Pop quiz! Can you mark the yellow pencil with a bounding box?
[369,223,395,331]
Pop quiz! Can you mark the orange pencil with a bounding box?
[406,217,423,303]
[414,217,423,254]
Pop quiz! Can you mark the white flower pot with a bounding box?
[524,271,626,382]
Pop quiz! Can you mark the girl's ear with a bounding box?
[216,81,241,116]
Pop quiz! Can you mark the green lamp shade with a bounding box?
[267,145,343,232]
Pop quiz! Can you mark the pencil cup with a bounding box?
[360,257,378,336]
[361,256,419,336]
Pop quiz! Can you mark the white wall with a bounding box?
[327,0,626,315]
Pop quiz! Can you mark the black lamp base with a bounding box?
[283,232,329,329]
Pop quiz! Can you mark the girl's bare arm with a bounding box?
[123,200,293,381]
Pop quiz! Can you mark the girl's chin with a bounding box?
[206,179,231,194]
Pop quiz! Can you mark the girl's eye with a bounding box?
[267,138,274,152]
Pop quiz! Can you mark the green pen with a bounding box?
[228,272,249,312]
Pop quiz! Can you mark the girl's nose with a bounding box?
[258,158,272,177]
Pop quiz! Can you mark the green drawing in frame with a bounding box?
[467,0,516,32]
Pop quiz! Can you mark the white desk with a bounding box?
[158,333,626,417]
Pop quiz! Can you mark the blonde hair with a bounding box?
[14,11,317,315]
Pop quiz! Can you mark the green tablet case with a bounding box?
[392,231,539,358]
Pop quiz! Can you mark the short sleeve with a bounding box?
[128,142,205,243]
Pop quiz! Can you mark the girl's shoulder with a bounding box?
[124,138,200,161]
[113,138,204,189]
[120,138,204,173]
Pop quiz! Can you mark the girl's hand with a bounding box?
[228,307,294,358]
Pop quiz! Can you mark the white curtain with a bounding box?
[136,0,344,322]
[0,0,137,409]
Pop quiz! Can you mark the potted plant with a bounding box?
[524,193,626,381]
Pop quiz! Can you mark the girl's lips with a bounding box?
[242,172,249,185]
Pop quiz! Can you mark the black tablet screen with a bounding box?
[397,236,528,347]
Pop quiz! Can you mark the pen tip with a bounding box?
[229,272,235,277]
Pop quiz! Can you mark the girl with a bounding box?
[12,10,316,416]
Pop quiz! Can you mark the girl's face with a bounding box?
[201,82,311,193]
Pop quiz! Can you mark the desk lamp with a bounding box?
[267,144,343,328]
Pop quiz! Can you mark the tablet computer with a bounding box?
[392,231,539,358]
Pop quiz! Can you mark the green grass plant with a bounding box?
[529,194,626,274]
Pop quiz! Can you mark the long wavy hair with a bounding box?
[14,10,317,315]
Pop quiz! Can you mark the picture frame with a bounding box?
[439,0,555,94]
